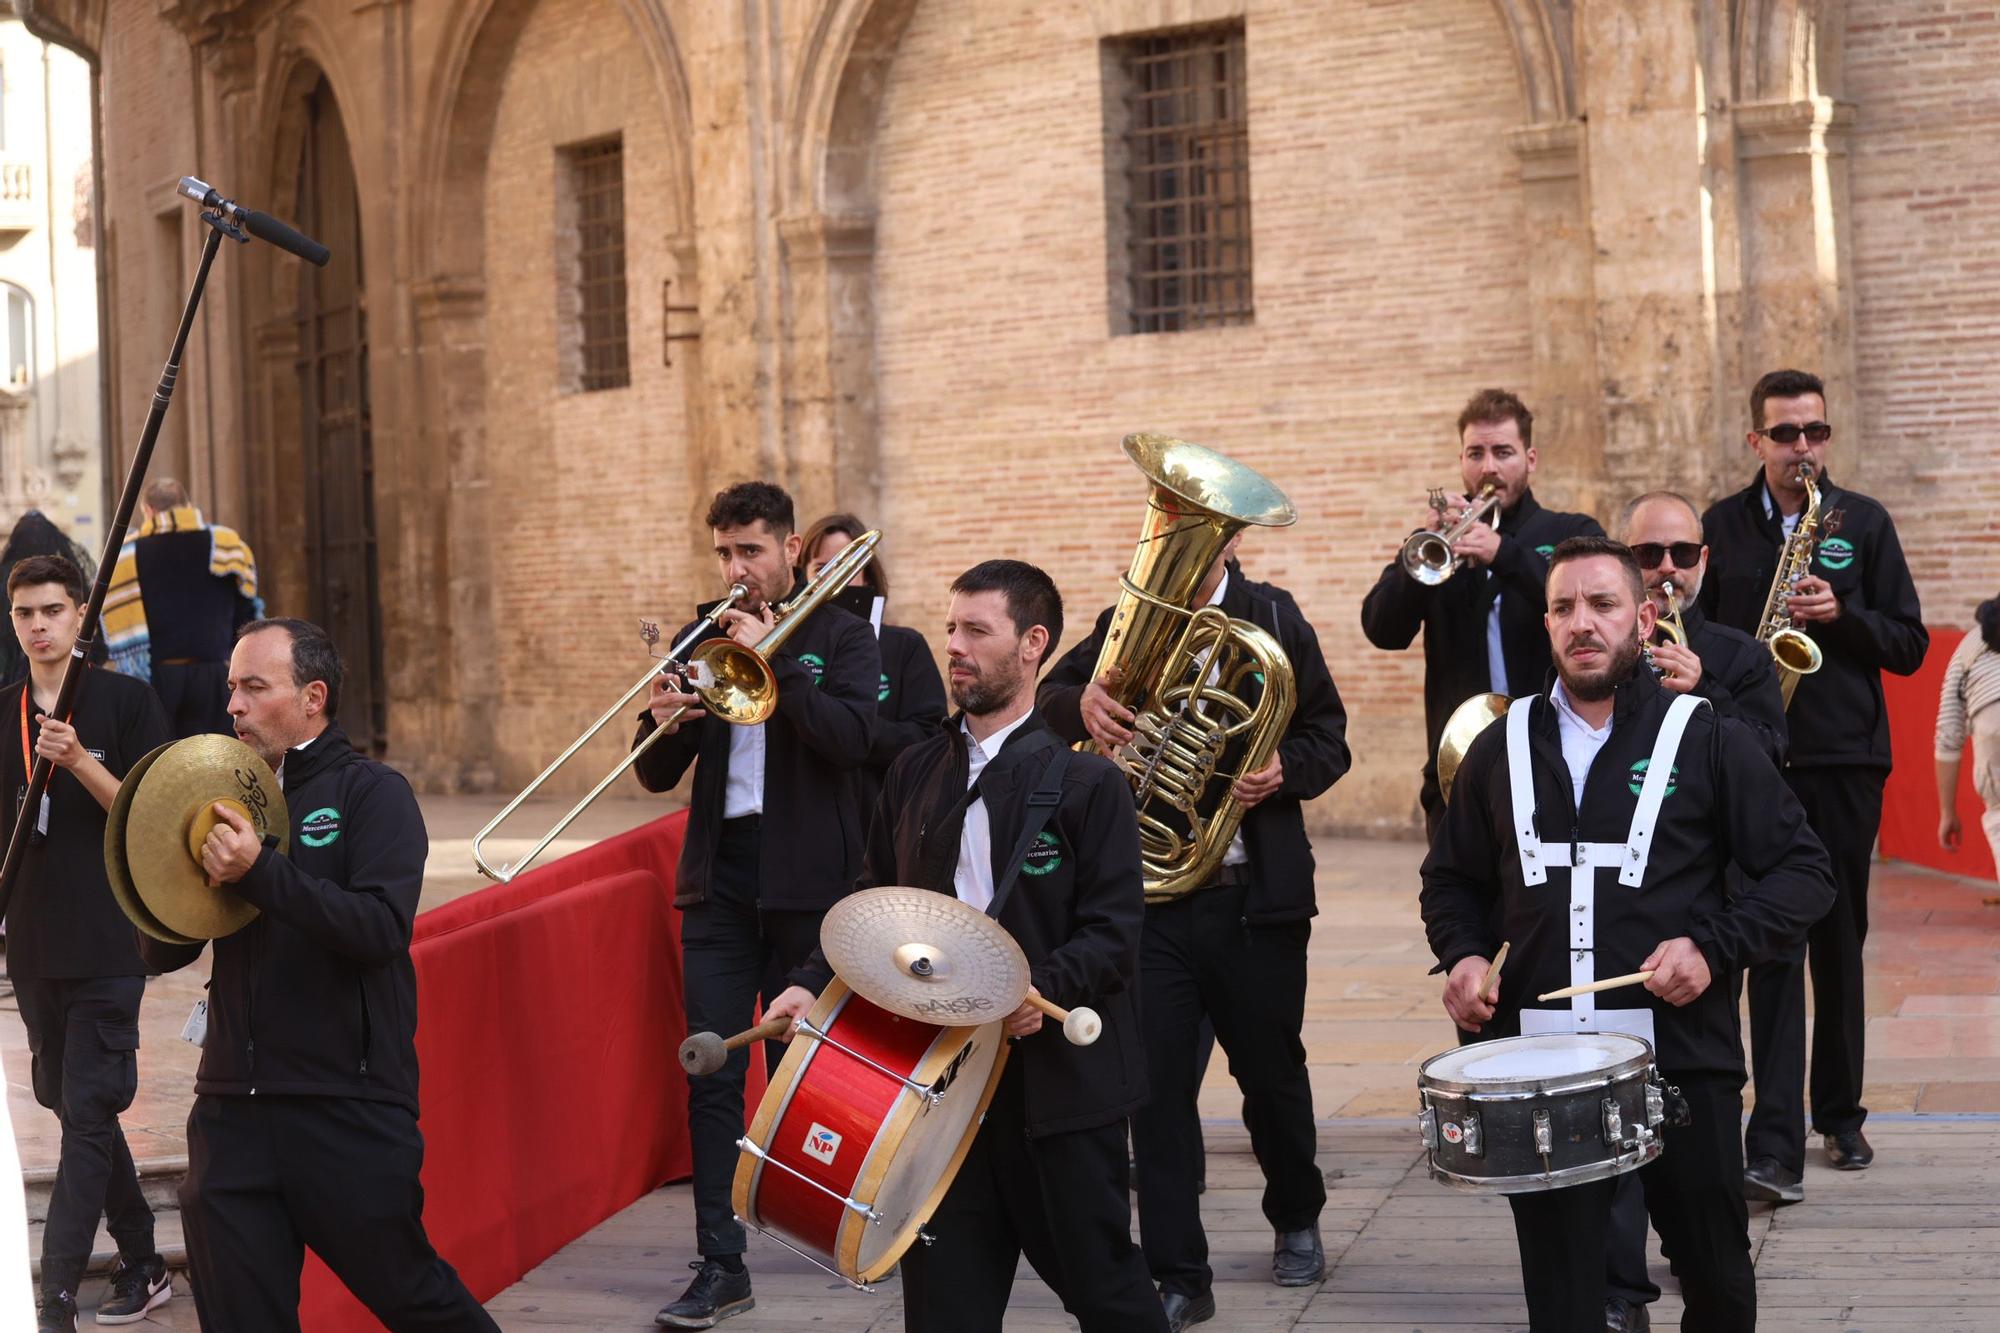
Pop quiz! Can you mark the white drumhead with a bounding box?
[1425,1032,1648,1083]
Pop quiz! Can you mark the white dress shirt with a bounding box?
[954,710,1033,912]
[722,722,767,818]
[1761,480,1803,538]
[1549,681,1614,807]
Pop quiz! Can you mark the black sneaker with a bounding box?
[656,1260,754,1328]
[96,1254,172,1324]
[1742,1156,1805,1204]
[1824,1130,1874,1170]
[37,1291,77,1333]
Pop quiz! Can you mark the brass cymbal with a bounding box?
[120,734,287,940]
[819,887,1030,1027]
[1437,692,1509,804]
[104,742,198,946]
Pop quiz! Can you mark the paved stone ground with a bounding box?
[12,798,2000,1328]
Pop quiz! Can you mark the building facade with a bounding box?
[16,0,2000,831]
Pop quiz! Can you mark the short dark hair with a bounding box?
[1750,369,1825,428]
[237,617,344,718]
[144,477,190,511]
[705,482,795,536]
[949,560,1064,666]
[1457,387,1533,450]
[7,554,87,607]
[1979,597,2000,654]
[800,512,888,599]
[1545,535,1645,605]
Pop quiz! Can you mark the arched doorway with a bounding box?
[292,77,385,751]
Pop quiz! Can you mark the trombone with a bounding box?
[1401,482,1500,585]
[471,530,881,882]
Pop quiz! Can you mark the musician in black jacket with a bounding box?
[1700,369,1928,1191]
[1039,536,1350,1327]
[142,619,498,1332]
[1361,388,1602,834]
[769,559,1164,1333]
[801,512,947,817]
[634,483,882,1329]
[1423,537,1834,1333]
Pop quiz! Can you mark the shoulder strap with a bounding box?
[1618,693,1708,887]
[987,738,1071,920]
[1504,697,1547,885]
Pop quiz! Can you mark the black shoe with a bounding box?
[1272,1226,1325,1286]
[1163,1289,1217,1330]
[1824,1130,1874,1170]
[1605,1295,1651,1331]
[656,1260,754,1328]
[95,1254,172,1324]
[37,1292,76,1333]
[1742,1155,1805,1204]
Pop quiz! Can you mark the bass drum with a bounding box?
[731,977,1007,1284]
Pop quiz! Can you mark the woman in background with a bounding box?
[1935,594,2000,873]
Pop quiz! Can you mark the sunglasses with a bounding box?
[1755,421,1832,445]
[1630,542,1703,569]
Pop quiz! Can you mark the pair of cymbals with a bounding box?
[106,734,287,942]
[820,887,1032,1026]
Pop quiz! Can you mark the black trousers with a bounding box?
[1132,882,1323,1299]
[180,1094,496,1332]
[679,816,823,1259]
[901,1062,1166,1332]
[152,660,234,740]
[1745,765,1882,1167]
[1605,1170,1661,1306]
[14,975,154,1300]
[1507,1073,1754,1333]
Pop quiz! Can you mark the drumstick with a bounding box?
[1478,943,1509,1003]
[678,1014,795,1077]
[1537,970,1656,1002]
[1024,993,1102,1047]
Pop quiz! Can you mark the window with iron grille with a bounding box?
[561,137,629,392]
[1104,24,1253,335]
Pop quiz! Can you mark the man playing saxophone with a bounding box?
[1699,369,1928,1196]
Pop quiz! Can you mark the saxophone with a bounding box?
[1086,433,1298,902]
[1755,463,1827,709]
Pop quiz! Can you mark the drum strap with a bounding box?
[985,745,1071,922]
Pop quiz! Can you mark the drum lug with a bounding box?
[1461,1110,1482,1158]
[1417,1106,1438,1151]
[1600,1097,1622,1147]
[1532,1107,1552,1158]
[1645,1079,1665,1129]
[917,1227,937,1247]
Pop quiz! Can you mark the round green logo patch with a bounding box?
[1627,759,1677,798]
[799,652,827,686]
[1020,831,1064,876]
[1816,537,1855,572]
[878,672,892,703]
[1535,543,1557,559]
[300,806,342,848]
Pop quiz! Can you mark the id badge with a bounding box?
[13,789,47,842]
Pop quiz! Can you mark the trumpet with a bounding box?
[1401,483,1501,585]
[471,531,881,882]
[1643,579,1689,678]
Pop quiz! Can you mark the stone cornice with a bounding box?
[1734,98,1855,160]
[1505,119,1583,183]
[776,211,877,264]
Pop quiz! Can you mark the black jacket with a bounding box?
[135,530,260,663]
[139,724,429,1112]
[1037,574,1352,922]
[3,669,169,980]
[791,714,1147,1137]
[1676,600,1789,766]
[1699,471,1928,769]
[1420,669,1835,1075]
[633,587,882,911]
[1361,490,1602,811]
[859,623,947,817]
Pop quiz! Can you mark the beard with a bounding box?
[949,657,1026,716]
[1556,626,1644,703]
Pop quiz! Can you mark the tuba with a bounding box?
[1755,464,1828,709]
[1085,434,1297,902]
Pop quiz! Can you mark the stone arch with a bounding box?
[1736,0,1846,103]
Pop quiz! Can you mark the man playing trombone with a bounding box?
[634,482,882,1329]
[1361,388,1601,836]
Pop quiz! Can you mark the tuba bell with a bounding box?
[1084,433,1297,902]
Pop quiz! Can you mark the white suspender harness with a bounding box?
[1504,692,1708,1044]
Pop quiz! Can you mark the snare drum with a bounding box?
[1416,1032,1666,1193]
[731,977,1008,1285]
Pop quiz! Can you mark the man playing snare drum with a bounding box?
[1420,537,1833,1333]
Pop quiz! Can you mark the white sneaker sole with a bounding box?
[94,1279,171,1325]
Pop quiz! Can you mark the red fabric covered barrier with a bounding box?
[1881,626,1996,881]
[296,808,770,1329]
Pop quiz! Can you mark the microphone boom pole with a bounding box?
[0,180,328,918]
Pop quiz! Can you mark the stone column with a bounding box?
[778,209,879,525]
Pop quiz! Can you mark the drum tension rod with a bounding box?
[798,1018,946,1108]
[732,1213,876,1293]
[735,1137,884,1225]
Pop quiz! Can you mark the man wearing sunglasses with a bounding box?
[1700,368,1928,1199]
[1604,493,1789,1331]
